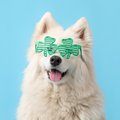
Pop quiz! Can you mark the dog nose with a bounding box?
[50,56,62,66]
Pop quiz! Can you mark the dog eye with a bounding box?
[47,47,53,51]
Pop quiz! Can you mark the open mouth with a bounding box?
[47,69,68,82]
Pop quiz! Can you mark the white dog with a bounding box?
[17,12,105,120]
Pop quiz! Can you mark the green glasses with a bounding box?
[35,36,82,59]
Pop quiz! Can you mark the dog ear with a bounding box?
[72,17,92,42]
[32,12,61,40]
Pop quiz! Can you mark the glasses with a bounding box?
[35,36,82,59]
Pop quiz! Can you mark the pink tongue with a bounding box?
[49,70,62,81]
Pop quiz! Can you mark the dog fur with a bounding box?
[17,12,105,120]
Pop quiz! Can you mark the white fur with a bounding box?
[17,12,105,120]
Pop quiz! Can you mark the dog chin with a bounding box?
[48,77,68,85]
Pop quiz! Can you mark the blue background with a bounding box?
[0,0,120,120]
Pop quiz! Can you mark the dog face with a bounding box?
[28,12,92,85]
[39,34,81,84]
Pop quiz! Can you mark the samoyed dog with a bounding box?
[17,12,105,120]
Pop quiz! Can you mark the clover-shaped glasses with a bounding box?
[35,36,82,59]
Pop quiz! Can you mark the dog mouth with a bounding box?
[47,69,68,82]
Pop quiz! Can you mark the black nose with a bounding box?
[50,56,62,66]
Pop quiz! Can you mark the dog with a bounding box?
[17,12,105,120]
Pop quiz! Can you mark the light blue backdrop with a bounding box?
[0,0,120,120]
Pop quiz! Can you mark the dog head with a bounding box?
[28,12,93,85]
